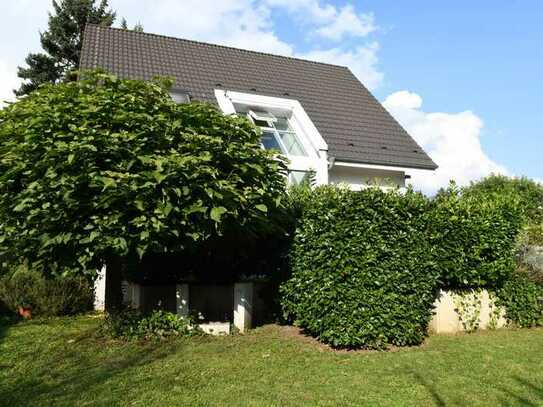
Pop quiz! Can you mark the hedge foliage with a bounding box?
[464,175,543,225]
[0,270,93,317]
[0,71,287,278]
[281,186,439,349]
[496,273,543,328]
[431,186,523,288]
[280,183,525,349]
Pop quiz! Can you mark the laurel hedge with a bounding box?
[280,186,440,349]
[280,184,525,349]
[430,186,523,288]
[496,272,543,328]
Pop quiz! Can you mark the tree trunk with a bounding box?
[104,256,124,312]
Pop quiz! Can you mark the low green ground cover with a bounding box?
[1,315,542,406]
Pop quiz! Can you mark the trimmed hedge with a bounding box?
[431,186,523,288]
[281,186,439,349]
[280,183,525,349]
[496,272,543,327]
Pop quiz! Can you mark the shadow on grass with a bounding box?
[499,375,543,406]
[411,371,446,407]
[0,325,191,405]
[0,315,18,344]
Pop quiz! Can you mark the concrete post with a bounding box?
[94,266,106,311]
[176,284,190,317]
[130,283,141,310]
[234,282,253,333]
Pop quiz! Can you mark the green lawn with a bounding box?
[1,315,542,406]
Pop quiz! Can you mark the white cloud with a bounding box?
[383,90,508,194]
[299,43,383,90]
[113,0,294,56]
[316,6,376,41]
[0,60,19,107]
[265,1,376,41]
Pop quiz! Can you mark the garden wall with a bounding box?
[430,289,507,333]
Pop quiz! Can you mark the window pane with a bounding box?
[249,110,277,122]
[253,118,271,127]
[261,130,282,152]
[289,170,310,185]
[278,131,306,156]
[274,117,291,132]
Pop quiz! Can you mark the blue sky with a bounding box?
[0,1,540,191]
[365,1,542,182]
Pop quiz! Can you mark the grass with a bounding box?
[0,315,542,406]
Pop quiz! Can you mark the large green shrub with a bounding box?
[495,273,543,327]
[430,186,523,288]
[464,175,543,224]
[281,186,439,349]
[0,71,287,279]
[0,270,93,317]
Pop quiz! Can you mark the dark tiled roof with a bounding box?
[80,24,437,170]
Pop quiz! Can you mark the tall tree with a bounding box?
[0,72,287,310]
[16,0,116,96]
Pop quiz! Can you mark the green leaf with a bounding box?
[255,204,267,213]
[210,206,227,222]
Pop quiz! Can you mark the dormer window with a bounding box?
[246,109,307,156]
[215,89,329,186]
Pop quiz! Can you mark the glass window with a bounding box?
[278,131,306,156]
[288,170,311,185]
[243,108,307,157]
[261,130,282,152]
[274,117,290,132]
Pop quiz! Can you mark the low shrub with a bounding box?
[496,273,543,328]
[102,309,201,340]
[431,186,523,288]
[281,186,439,349]
[0,270,93,317]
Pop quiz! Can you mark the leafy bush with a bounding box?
[0,71,287,279]
[102,309,200,340]
[0,270,93,317]
[281,186,440,349]
[430,185,523,288]
[464,175,543,224]
[496,273,543,327]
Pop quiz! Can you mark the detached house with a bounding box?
[81,24,436,333]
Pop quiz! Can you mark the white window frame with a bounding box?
[215,89,329,185]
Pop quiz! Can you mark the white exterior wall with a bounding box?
[329,165,405,190]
